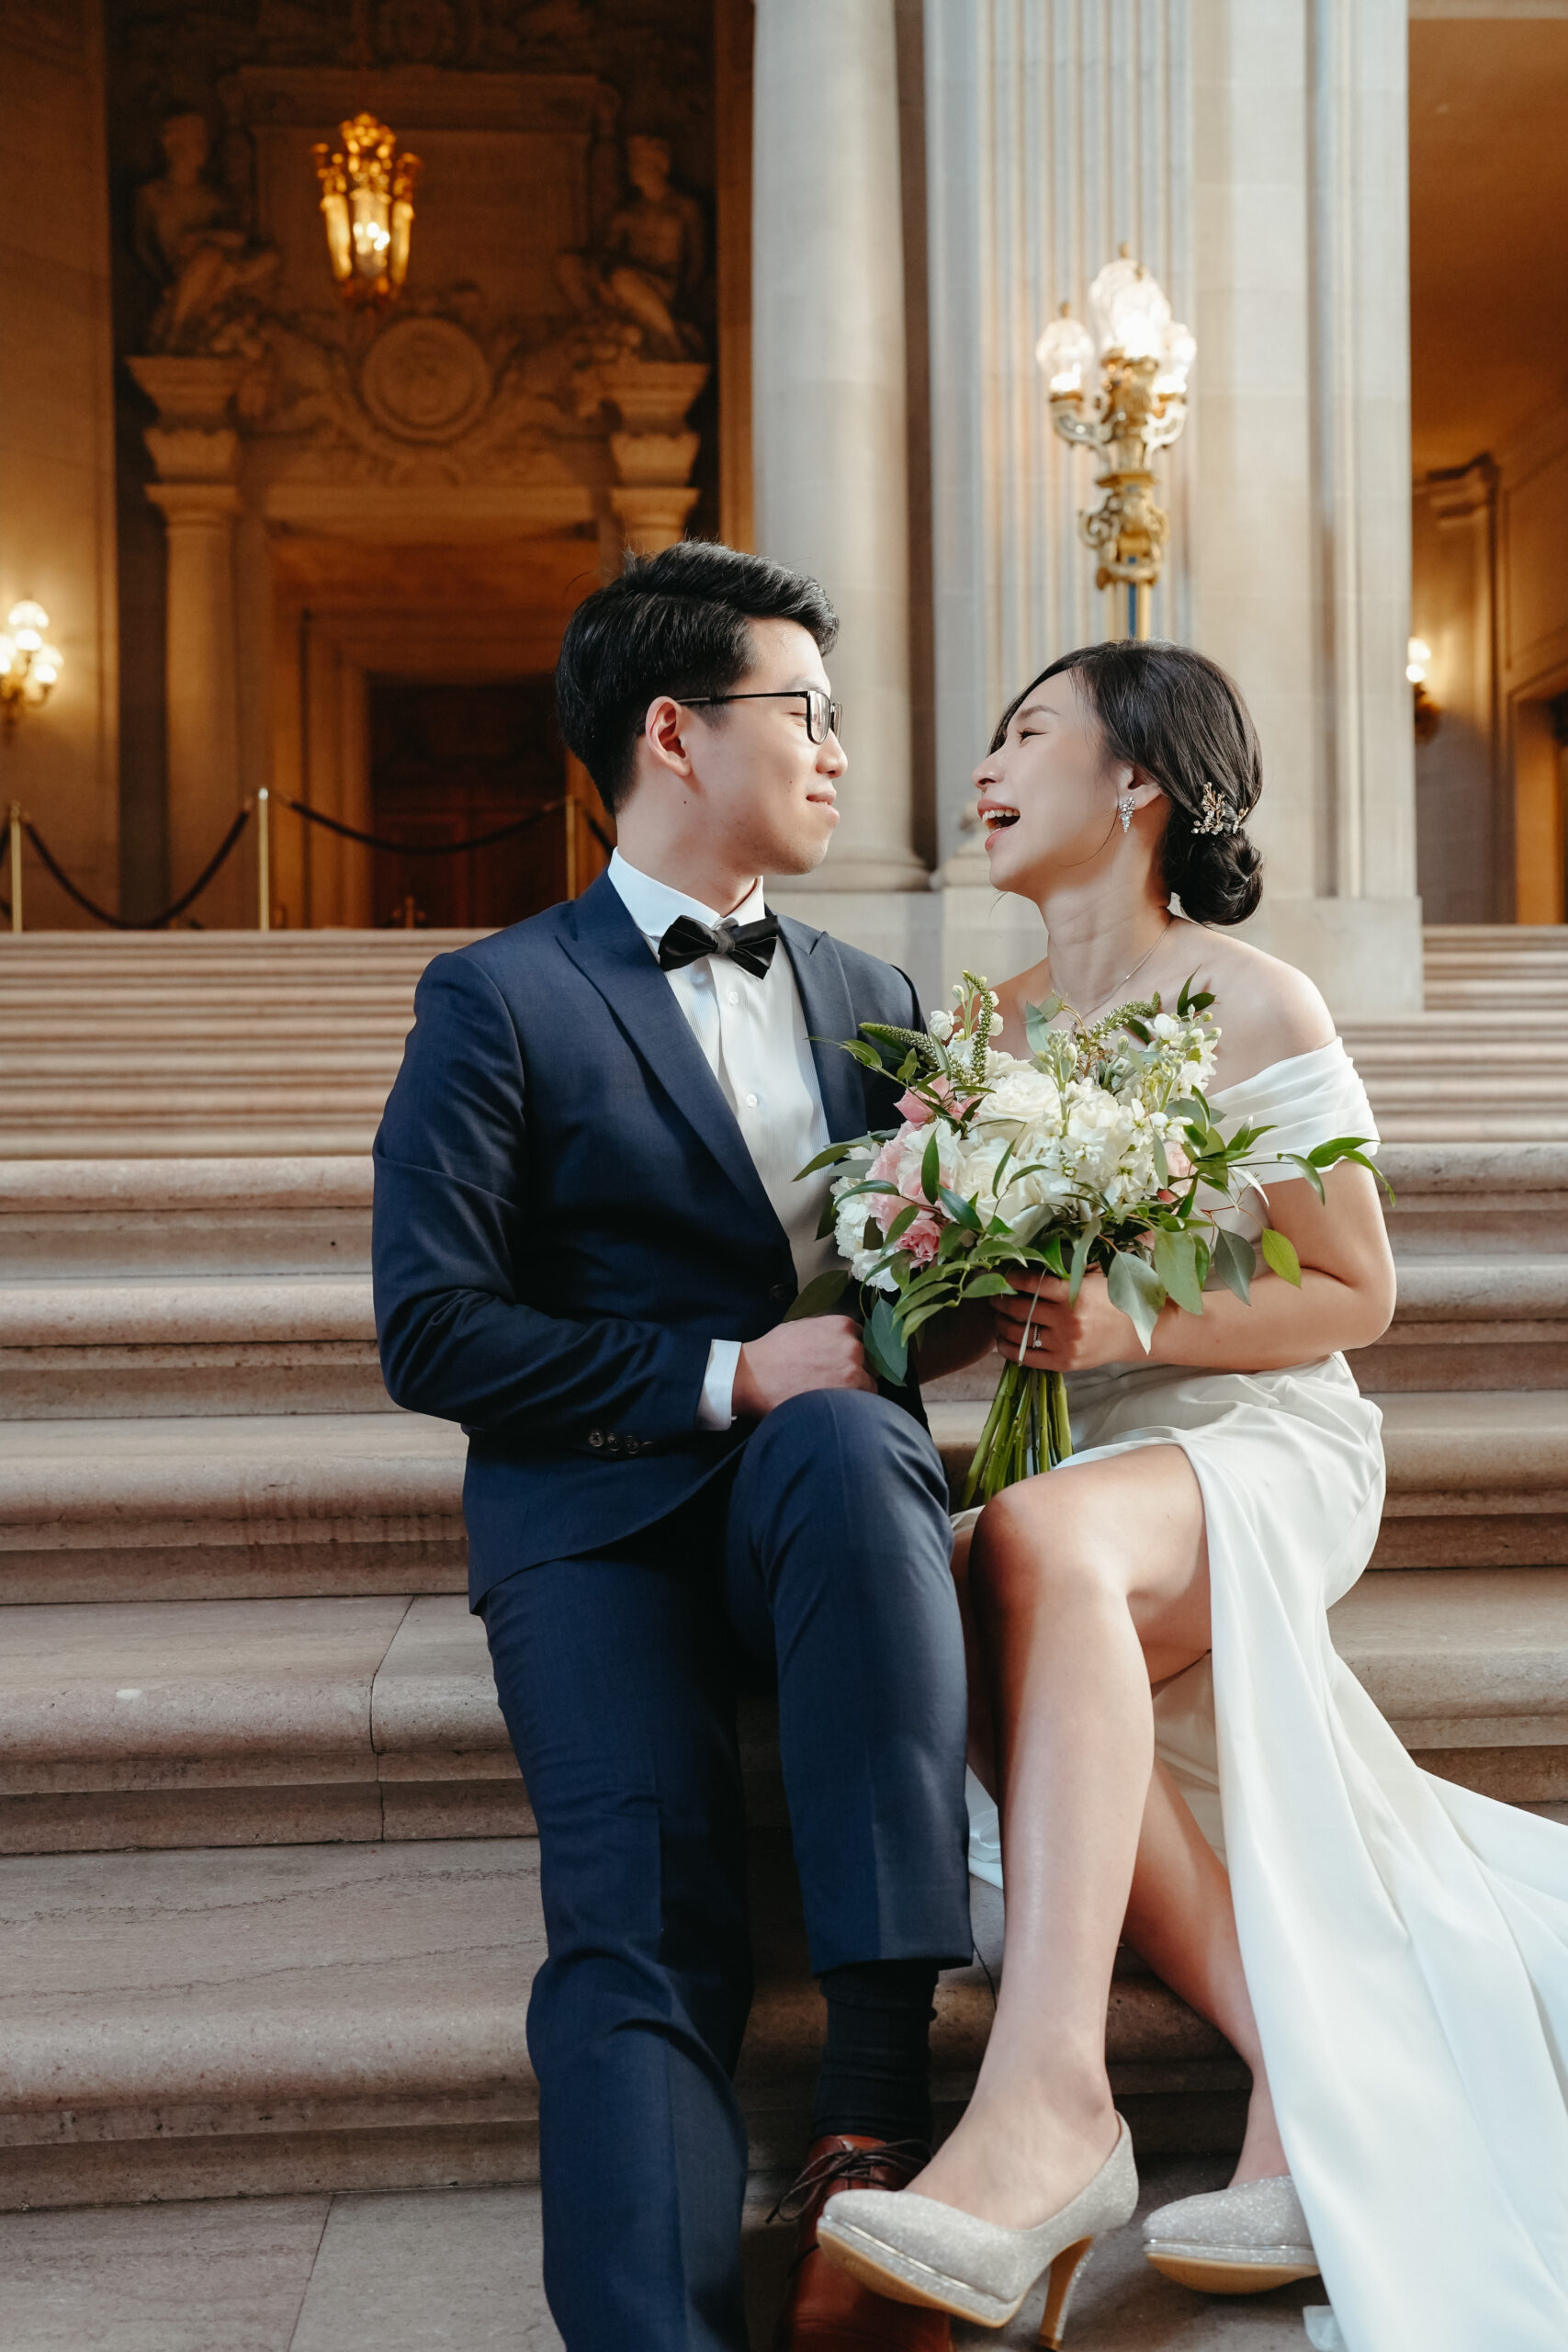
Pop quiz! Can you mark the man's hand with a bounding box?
[732,1316,875,1419]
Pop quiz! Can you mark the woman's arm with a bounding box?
[994,1159,1397,1375]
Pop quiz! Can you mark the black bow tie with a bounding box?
[657,911,782,979]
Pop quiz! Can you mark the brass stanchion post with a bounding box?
[7,801,21,933]
[256,787,270,932]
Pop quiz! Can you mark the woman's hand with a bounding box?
[993,1268,1134,1374]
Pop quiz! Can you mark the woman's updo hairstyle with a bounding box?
[992,639,1265,925]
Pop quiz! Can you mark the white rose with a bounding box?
[928,1010,954,1042]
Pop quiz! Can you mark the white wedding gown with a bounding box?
[961,1038,1568,2351]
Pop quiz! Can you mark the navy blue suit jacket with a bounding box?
[372,871,926,1604]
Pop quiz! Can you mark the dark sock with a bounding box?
[809,1958,939,2147]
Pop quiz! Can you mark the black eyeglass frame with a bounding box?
[677,687,842,744]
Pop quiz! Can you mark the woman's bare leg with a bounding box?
[913,1447,1212,2228]
[1126,1761,1288,2183]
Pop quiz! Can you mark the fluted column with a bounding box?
[130,356,247,927]
[752,0,926,891]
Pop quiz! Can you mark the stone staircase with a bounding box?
[7,923,1568,1151]
[3,1138,1568,2217]
[3,922,1568,2237]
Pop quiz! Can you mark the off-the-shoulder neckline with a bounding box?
[1209,1035,1347,1103]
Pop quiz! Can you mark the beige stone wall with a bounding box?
[0,0,118,925]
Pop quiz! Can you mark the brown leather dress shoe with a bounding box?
[773,2134,951,2352]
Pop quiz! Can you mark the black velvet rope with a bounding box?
[19,807,250,931]
[282,794,615,858]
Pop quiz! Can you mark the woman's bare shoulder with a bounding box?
[1173,929,1335,1087]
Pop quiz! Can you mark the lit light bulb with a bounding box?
[1155,322,1196,397]
[0,637,15,678]
[1089,254,1172,360]
[1406,636,1431,684]
[6,600,49,634]
[1035,308,1095,397]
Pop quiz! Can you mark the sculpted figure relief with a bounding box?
[558,133,706,360]
[134,111,279,356]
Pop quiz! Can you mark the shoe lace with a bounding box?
[766,2138,929,2224]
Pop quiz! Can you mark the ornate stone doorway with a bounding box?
[367,675,565,931]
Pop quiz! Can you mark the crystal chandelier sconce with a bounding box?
[0,602,63,739]
[1036,248,1195,639]
[312,114,422,309]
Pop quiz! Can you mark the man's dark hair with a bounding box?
[555,540,839,814]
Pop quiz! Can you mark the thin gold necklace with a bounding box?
[1071,917,1174,1025]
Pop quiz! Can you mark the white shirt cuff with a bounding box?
[697,1338,740,1430]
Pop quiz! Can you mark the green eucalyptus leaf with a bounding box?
[1107,1250,1167,1353]
[1153,1227,1205,1316]
[863,1295,909,1384]
[938,1185,983,1230]
[1282,1152,1327,1204]
[920,1130,941,1204]
[783,1270,850,1321]
[961,1271,1016,1300]
[1212,1225,1255,1304]
[885,1202,920,1244]
[795,1136,875,1178]
[1259,1227,1303,1286]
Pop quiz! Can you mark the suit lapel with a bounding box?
[781,918,875,1143]
[558,875,786,1240]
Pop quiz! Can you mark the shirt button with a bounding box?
[745,1091,759,1107]
[728,988,739,1004]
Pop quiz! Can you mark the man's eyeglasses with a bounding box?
[679,687,842,744]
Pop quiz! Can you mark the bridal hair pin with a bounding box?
[1194,781,1241,837]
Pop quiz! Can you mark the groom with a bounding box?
[372,540,972,2352]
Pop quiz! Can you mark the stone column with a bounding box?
[922,0,1196,983]
[1190,0,1421,1015]
[752,0,927,893]
[127,357,246,928]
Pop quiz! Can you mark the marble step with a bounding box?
[0,1158,372,1279]
[15,1256,1568,1419]
[3,1394,1565,1607]
[0,1413,468,1605]
[4,1569,1565,1860]
[0,1836,1240,2211]
[0,1277,389,1416]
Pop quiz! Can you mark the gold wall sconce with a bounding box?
[0,602,62,740]
[1036,248,1194,640]
[312,113,422,309]
[1407,637,1441,743]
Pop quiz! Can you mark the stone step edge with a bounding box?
[3,1397,1567,1544]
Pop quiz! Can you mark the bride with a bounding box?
[816,640,1568,2351]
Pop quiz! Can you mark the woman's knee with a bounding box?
[970,1478,1122,1614]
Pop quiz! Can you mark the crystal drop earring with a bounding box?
[1117,794,1134,834]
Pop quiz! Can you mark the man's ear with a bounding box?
[642,695,694,781]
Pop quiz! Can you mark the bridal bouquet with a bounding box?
[794,973,1380,1505]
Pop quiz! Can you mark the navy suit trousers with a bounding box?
[479,1388,972,2352]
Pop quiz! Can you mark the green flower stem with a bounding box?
[959,1362,1075,1507]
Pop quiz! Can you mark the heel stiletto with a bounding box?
[816,2117,1138,2342]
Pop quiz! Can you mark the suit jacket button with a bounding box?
[588,1430,604,1449]
[769,1282,794,1306]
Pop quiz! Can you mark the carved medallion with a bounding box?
[359,318,492,444]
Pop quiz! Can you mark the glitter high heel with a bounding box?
[816,2118,1137,2344]
[1142,2173,1318,2294]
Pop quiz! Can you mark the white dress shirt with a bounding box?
[606,850,838,1428]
